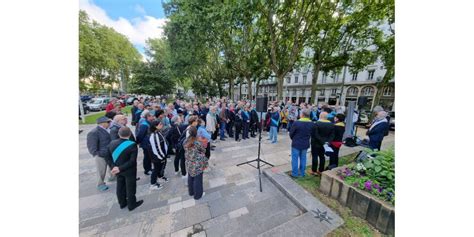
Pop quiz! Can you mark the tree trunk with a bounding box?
[255,78,261,98]
[310,63,321,104]
[239,80,242,100]
[245,77,253,101]
[277,74,284,101]
[373,65,393,107]
[228,77,234,101]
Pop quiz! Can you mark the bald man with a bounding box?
[310,112,335,175]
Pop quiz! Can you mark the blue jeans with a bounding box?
[220,122,226,139]
[269,126,278,143]
[291,147,307,177]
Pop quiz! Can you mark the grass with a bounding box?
[80,105,133,125]
[289,153,387,237]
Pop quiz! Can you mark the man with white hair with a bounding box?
[366,111,389,151]
[110,114,136,142]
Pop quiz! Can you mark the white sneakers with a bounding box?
[149,183,163,190]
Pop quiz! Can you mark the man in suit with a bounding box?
[105,127,144,211]
[110,114,136,142]
[367,111,389,151]
[87,116,114,191]
[311,112,335,175]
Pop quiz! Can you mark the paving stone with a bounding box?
[104,222,142,237]
[168,196,182,205]
[182,199,196,209]
[184,204,212,227]
[209,178,227,188]
[170,226,193,237]
[169,202,183,213]
[191,231,206,237]
[228,207,249,219]
[149,213,172,237]
[208,192,251,218]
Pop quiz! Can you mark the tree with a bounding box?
[129,38,175,96]
[79,10,140,94]
[305,0,383,104]
[258,0,319,101]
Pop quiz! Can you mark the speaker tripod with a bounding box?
[236,111,274,192]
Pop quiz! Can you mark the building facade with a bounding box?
[232,59,394,112]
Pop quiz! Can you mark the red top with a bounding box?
[105,102,115,112]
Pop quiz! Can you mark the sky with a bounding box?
[79,0,168,59]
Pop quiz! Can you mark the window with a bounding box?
[331,89,337,95]
[301,89,305,96]
[322,73,327,84]
[383,87,393,96]
[335,73,339,83]
[303,75,307,84]
[294,75,299,84]
[368,70,375,80]
[352,73,358,81]
[347,87,358,96]
[293,89,297,96]
[320,89,325,96]
[362,86,374,96]
[286,77,291,84]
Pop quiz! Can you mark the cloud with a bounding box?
[79,0,167,47]
[135,4,146,15]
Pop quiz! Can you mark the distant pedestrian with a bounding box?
[234,108,243,142]
[105,127,144,211]
[86,116,114,191]
[268,107,280,144]
[289,109,315,177]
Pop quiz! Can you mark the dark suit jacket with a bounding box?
[311,121,335,148]
[87,126,111,158]
[106,139,138,176]
[110,124,136,142]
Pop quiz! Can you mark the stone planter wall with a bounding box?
[319,167,395,235]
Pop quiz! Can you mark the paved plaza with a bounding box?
[79,119,395,237]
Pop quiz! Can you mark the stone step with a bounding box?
[257,212,332,237]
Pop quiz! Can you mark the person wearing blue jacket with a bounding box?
[241,105,251,140]
[289,109,315,177]
[135,111,155,176]
[366,111,389,151]
[268,107,280,144]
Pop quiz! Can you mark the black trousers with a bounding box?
[227,121,234,137]
[250,123,256,136]
[243,122,249,139]
[311,146,326,172]
[328,146,340,170]
[116,173,138,210]
[174,148,186,176]
[188,172,204,200]
[151,157,167,184]
[235,125,242,140]
[205,142,211,159]
[142,148,152,173]
[211,130,218,141]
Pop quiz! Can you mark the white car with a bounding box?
[87,98,110,111]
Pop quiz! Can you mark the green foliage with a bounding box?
[341,147,395,205]
[79,10,140,93]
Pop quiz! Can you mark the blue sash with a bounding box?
[112,141,135,163]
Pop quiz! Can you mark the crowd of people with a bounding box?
[86,96,390,211]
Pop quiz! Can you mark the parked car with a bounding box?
[87,98,110,111]
[80,95,92,102]
[388,111,395,130]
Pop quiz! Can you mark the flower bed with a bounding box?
[337,147,395,205]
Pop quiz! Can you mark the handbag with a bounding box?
[330,141,343,149]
